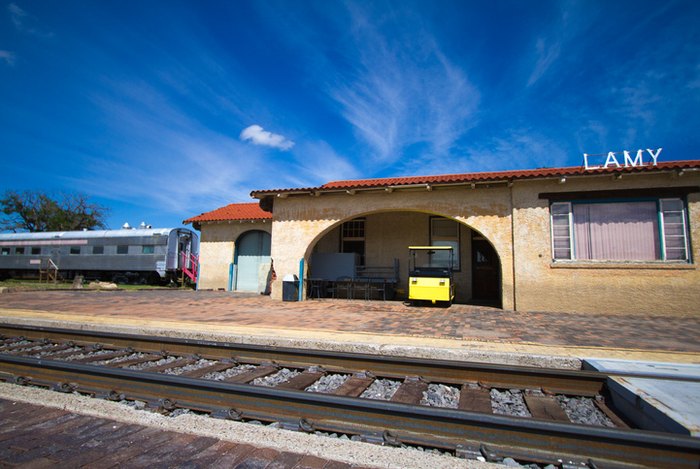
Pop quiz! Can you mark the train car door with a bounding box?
[234,230,271,292]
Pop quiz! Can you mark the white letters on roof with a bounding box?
[583,148,662,171]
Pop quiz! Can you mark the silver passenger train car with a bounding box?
[0,227,198,284]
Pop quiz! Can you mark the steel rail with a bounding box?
[0,353,699,468]
[0,323,613,395]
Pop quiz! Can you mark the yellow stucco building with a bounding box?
[186,158,700,316]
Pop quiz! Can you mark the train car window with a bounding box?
[31,247,41,255]
[15,247,25,255]
[117,245,128,254]
[1,247,9,256]
[142,245,155,254]
[70,246,81,255]
[92,246,104,255]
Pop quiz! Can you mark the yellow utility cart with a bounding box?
[408,246,455,306]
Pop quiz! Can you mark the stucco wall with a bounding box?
[265,170,698,315]
[511,172,700,315]
[269,187,514,307]
[196,221,272,290]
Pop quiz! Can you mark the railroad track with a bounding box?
[0,323,698,468]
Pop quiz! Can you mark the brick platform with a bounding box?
[1,290,698,353]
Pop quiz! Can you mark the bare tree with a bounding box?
[0,190,109,232]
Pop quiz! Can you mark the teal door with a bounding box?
[235,231,271,292]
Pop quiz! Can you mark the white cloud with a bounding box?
[257,3,479,166]
[239,124,294,151]
[326,10,479,164]
[8,3,53,38]
[527,38,561,87]
[0,50,15,66]
[8,3,26,29]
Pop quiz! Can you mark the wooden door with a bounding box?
[471,235,501,306]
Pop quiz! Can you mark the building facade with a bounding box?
[249,159,700,315]
[184,203,272,293]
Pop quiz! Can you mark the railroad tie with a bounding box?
[223,364,279,384]
[275,370,325,390]
[458,386,493,413]
[106,354,164,368]
[179,361,238,379]
[1,340,46,353]
[141,356,200,373]
[70,349,134,364]
[332,373,374,397]
[391,377,429,405]
[523,395,570,422]
[21,343,75,356]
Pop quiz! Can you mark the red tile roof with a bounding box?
[183,202,271,224]
[251,160,700,196]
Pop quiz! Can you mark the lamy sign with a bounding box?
[583,148,662,171]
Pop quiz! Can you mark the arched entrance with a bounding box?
[305,210,502,306]
[234,230,271,292]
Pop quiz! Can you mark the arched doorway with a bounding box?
[234,230,271,292]
[305,210,501,305]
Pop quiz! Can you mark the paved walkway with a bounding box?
[1,290,698,364]
[0,399,366,468]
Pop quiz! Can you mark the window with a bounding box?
[430,217,461,270]
[1,247,9,256]
[551,198,690,262]
[15,247,25,255]
[92,246,104,255]
[142,245,155,254]
[70,246,81,255]
[31,247,41,255]
[117,245,129,254]
[341,218,365,266]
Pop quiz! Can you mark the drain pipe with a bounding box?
[298,258,305,301]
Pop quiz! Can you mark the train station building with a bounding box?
[185,156,700,316]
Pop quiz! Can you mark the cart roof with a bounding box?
[408,246,454,250]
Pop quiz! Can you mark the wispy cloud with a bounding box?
[240,124,294,150]
[290,140,360,184]
[527,37,561,87]
[261,3,479,167]
[397,128,570,177]
[0,50,15,66]
[326,6,479,164]
[8,3,53,38]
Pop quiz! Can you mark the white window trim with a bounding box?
[659,198,690,261]
[550,202,573,261]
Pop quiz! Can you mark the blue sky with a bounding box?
[1,1,699,230]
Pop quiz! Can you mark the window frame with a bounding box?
[550,197,692,263]
[429,216,461,271]
[340,218,365,266]
[116,245,129,255]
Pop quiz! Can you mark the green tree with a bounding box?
[0,190,109,232]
